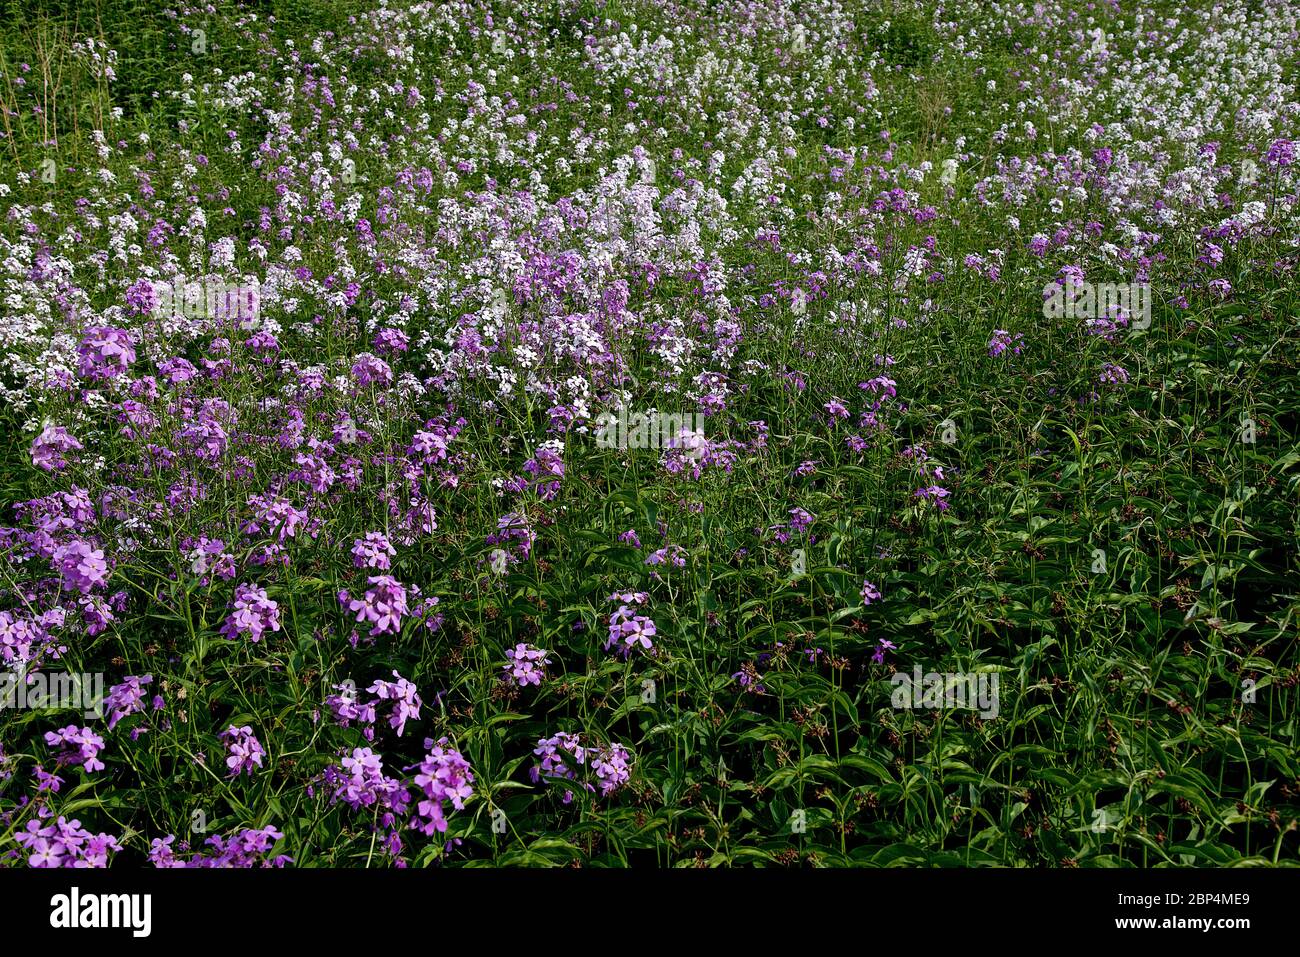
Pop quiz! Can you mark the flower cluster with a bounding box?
[324,681,379,736]
[368,671,422,736]
[341,576,410,637]
[322,748,412,856]
[409,737,474,836]
[103,674,154,729]
[606,592,657,657]
[220,725,265,778]
[530,732,632,802]
[44,725,106,773]
[149,827,292,868]
[503,643,551,687]
[77,327,136,380]
[220,583,281,643]
[987,329,1024,357]
[350,532,397,570]
[15,813,122,868]
[30,423,82,472]
[53,541,109,594]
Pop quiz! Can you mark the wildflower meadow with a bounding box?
[0,0,1297,899]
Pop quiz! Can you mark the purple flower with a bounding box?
[485,512,535,561]
[503,643,551,687]
[15,814,121,868]
[159,356,199,384]
[409,737,474,836]
[104,674,153,729]
[53,540,109,594]
[351,532,396,570]
[824,398,849,422]
[373,327,410,354]
[325,681,378,736]
[188,537,236,580]
[221,583,281,642]
[530,732,586,801]
[858,376,897,398]
[149,826,289,868]
[368,670,422,736]
[44,725,106,772]
[913,485,951,510]
[530,733,630,801]
[408,428,450,463]
[30,423,82,472]
[606,598,657,657]
[77,327,136,380]
[590,742,632,796]
[124,278,159,316]
[350,352,393,387]
[733,664,767,694]
[342,576,410,636]
[871,639,897,664]
[34,765,64,793]
[245,331,280,360]
[644,544,686,567]
[1099,362,1130,385]
[987,329,1023,357]
[220,725,265,777]
[247,494,309,542]
[788,507,815,533]
[861,580,882,605]
[1207,278,1232,299]
[1265,138,1295,167]
[324,747,412,847]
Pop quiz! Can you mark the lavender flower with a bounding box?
[325,747,412,829]
[1099,362,1130,385]
[988,329,1023,357]
[325,681,378,736]
[1265,138,1295,167]
[150,827,290,868]
[606,599,657,657]
[350,353,393,387]
[368,670,422,736]
[373,328,410,354]
[30,423,82,472]
[220,583,281,643]
[104,674,153,729]
[589,742,633,796]
[77,327,136,381]
[53,540,109,594]
[503,643,551,687]
[44,725,106,772]
[871,639,897,664]
[124,278,159,316]
[342,576,410,636]
[220,725,265,777]
[409,737,474,836]
[15,814,121,868]
[351,532,396,570]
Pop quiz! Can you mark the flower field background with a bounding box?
[0,0,1297,868]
